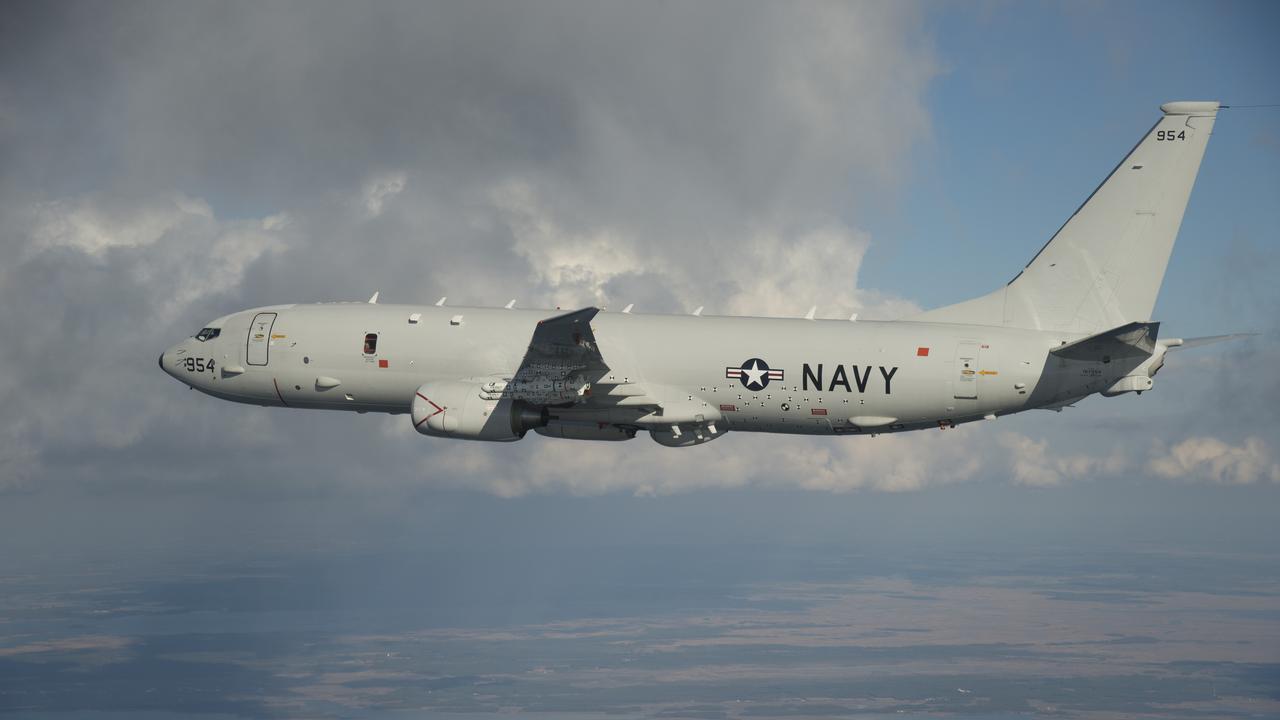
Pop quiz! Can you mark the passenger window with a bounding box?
[363,333,378,355]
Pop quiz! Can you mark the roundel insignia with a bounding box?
[724,357,784,391]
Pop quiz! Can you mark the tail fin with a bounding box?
[910,101,1219,333]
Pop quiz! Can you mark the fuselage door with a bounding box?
[246,312,277,366]
[954,341,980,399]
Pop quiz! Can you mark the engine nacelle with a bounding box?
[411,381,546,441]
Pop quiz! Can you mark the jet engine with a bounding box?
[411,381,547,441]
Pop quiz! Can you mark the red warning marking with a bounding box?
[917,347,930,357]
[414,392,445,428]
[811,408,828,416]
[719,404,736,412]
[378,359,389,368]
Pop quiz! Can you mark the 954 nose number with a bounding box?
[181,357,216,374]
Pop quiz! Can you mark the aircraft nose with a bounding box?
[158,345,182,381]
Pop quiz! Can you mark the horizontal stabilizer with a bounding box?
[1051,321,1159,362]
[1166,333,1257,350]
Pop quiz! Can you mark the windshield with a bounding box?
[195,327,221,342]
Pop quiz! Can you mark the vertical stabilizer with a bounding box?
[910,101,1219,333]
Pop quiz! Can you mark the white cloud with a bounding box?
[491,181,919,320]
[0,192,294,487]
[363,172,407,217]
[27,194,213,257]
[418,426,984,498]
[1148,436,1280,485]
[998,432,1128,487]
[0,2,959,498]
[718,224,921,320]
[491,180,647,310]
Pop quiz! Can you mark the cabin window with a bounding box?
[194,327,221,341]
[363,333,378,355]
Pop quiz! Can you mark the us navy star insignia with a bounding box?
[725,357,784,391]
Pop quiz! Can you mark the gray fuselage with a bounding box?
[161,302,1132,440]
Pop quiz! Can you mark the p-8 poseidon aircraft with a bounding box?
[161,101,1239,447]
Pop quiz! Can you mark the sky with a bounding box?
[0,0,1278,575]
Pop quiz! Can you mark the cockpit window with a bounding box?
[195,327,221,342]
[363,333,378,355]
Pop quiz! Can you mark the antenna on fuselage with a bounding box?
[504,299,516,309]
[435,297,447,306]
[367,291,380,304]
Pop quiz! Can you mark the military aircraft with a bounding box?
[161,101,1242,447]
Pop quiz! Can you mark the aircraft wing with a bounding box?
[491,307,611,405]
[505,307,687,414]
[526,307,603,362]
[488,307,711,428]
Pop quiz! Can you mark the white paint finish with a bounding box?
[165,302,1072,433]
[157,103,1229,446]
